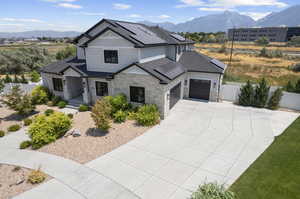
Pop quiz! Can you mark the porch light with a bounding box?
[167,93,170,100]
[213,81,217,88]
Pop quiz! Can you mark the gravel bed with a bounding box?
[38,111,150,163]
[0,164,51,199]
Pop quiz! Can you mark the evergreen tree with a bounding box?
[285,80,295,92]
[30,71,40,82]
[267,88,283,110]
[295,79,300,93]
[238,80,254,106]
[4,74,12,83]
[253,78,270,108]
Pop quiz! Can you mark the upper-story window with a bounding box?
[104,50,118,64]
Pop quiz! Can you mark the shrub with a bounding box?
[8,124,21,132]
[67,113,73,119]
[31,86,50,105]
[13,75,20,83]
[295,79,300,94]
[91,98,112,131]
[191,183,235,199]
[113,110,127,123]
[238,80,254,106]
[105,94,131,115]
[23,118,32,126]
[44,109,54,116]
[0,130,5,137]
[4,74,12,83]
[28,112,71,149]
[57,101,67,109]
[255,36,269,45]
[127,111,138,120]
[136,104,160,126]
[51,95,62,106]
[30,71,40,82]
[268,88,283,110]
[20,140,32,149]
[47,101,54,106]
[27,169,46,184]
[20,74,28,84]
[79,104,89,112]
[291,63,300,72]
[253,78,270,108]
[287,36,300,46]
[285,81,295,92]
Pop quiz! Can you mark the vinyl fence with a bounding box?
[1,82,42,95]
[221,82,300,111]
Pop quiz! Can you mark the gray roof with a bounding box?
[40,57,113,78]
[77,19,194,47]
[179,51,225,74]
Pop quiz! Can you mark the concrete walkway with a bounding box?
[0,131,140,199]
[0,100,298,199]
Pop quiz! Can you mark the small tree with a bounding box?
[0,79,4,93]
[267,88,283,110]
[255,36,269,45]
[91,98,112,131]
[253,78,270,108]
[238,80,254,106]
[13,75,20,83]
[285,81,295,92]
[4,74,12,83]
[295,79,300,94]
[20,74,28,84]
[191,183,235,199]
[30,71,40,82]
[259,47,268,57]
[16,94,35,115]
[56,45,76,60]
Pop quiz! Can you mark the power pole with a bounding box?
[229,28,235,67]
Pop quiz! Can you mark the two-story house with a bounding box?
[41,19,226,118]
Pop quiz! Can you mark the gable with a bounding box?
[63,67,82,77]
[121,65,150,75]
[88,29,135,47]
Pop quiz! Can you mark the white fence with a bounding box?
[1,82,42,95]
[221,82,300,111]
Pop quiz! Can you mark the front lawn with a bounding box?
[230,117,300,199]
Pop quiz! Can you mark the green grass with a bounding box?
[230,117,300,199]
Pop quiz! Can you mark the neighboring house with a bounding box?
[41,19,226,118]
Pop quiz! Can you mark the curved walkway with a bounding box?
[0,130,140,199]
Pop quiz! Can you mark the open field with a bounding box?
[230,117,300,199]
[196,47,300,86]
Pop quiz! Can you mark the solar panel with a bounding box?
[116,22,166,44]
[210,59,226,69]
[170,33,186,41]
[154,62,185,80]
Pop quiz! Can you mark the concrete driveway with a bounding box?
[87,100,299,199]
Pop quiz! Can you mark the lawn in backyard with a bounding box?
[230,117,300,199]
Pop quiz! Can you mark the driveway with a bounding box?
[86,100,299,199]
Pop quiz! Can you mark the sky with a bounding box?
[0,0,298,32]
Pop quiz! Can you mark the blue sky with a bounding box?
[0,0,298,32]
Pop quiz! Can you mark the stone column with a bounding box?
[82,78,90,105]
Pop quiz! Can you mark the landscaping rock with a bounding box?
[73,129,81,137]
[65,128,75,137]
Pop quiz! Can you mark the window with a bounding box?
[130,86,145,103]
[95,81,108,96]
[53,78,63,92]
[104,50,118,64]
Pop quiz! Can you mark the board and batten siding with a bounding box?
[139,46,167,63]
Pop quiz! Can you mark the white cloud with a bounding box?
[113,3,131,10]
[128,14,142,18]
[241,12,272,20]
[158,15,171,19]
[77,12,105,16]
[42,0,77,2]
[198,7,228,11]
[58,3,82,9]
[176,0,204,8]
[0,23,25,26]
[0,18,44,23]
[208,0,288,8]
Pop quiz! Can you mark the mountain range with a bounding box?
[0,5,300,38]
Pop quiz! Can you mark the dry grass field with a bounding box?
[196,45,300,86]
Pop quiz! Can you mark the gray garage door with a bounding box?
[169,82,181,109]
[189,79,210,100]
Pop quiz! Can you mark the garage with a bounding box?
[189,79,211,100]
[169,82,181,109]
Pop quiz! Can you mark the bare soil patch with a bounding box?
[0,164,51,199]
[38,111,150,163]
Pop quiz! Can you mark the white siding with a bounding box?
[77,46,85,59]
[139,46,166,63]
[166,45,176,61]
[85,30,139,73]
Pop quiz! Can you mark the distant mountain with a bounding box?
[0,30,81,39]
[256,5,300,27]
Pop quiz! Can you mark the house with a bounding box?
[40,19,226,118]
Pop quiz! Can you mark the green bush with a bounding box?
[0,130,5,137]
[238,80,254,106]
[20,74,28,84]
[255,37,269,46]
[91,98,112,131]
[295,79,300,94]
[30,71,40,82]
[136,104,160,126]
[105,94,131,115]
[127,111,138,120]
[4,74,12,83]
[51,95,62,106]
[28,112,72,149]
[23,118,32,126]
[268,88,283,110]
[57,101,67,109]
[8,124,21,132]
[44,109,54,116]
[20,140,32,149]
[285,80,295,92]
[253,78,270,108]
[47,101,54,106]
[113,110,127,123]
[67,113,73,119]
[79,104,89,112]
[27,169,46,184]
[31,86,50,105]
[191,183,235,199]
